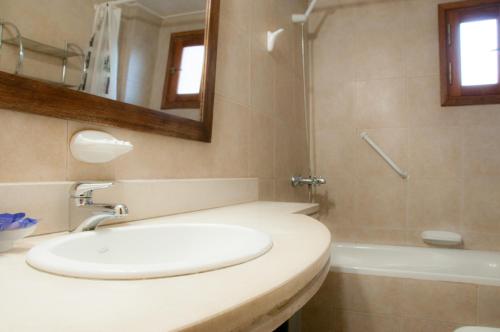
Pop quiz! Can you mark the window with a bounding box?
[162,30,205,110]
[439,0,500,106]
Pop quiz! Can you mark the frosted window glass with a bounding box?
[460,19,498,86]
[177,45,205,94]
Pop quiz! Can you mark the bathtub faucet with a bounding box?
[290,175,326,187]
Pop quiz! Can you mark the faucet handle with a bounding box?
[72,182,113,198]
[314,176,326,185]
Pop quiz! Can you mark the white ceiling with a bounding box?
[136,0,205,17]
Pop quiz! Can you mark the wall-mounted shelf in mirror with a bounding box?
[0,0,220,142]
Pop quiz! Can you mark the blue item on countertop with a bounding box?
[0,213,38,231]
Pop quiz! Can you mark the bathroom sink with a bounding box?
[26,223,273,280]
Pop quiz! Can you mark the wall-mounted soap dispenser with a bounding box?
[70,130,134,163]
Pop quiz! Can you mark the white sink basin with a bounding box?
[26,223,273,280]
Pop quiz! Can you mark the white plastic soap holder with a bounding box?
[0,224,37,253]
[267,29,284,52]
[70,130,134,164]
[421,230,463,247]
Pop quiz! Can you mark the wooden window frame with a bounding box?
[439,0,500,106]
[161,30,205,110]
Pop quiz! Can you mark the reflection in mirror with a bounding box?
[0,0,206,121]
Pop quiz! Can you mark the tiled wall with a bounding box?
[310,0,500,251]
[0,179,258,235]
[0,0,309,204]
[302,272,500,332]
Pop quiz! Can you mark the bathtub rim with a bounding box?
[330,242,500,287]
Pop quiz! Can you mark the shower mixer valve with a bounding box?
[290,176,326,187]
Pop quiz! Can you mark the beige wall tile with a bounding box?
[478,286,500,327]
[304,272,481,332]
[274,120,296,178]
[354,0,406,80]
[313,82,355,132]
[0,182,72,235]
[331,226,407,246]
[408,178,462,231]
[407,76,460,127]
[0,110,67,182]
[309,3,357,85]
[403,0,440,77]
[301,272,336,332]
[272,0,300,68]
[292,77,307,128]
[315,177,355,232]
[0,179,258,235]
[463,177,500,233]
[354,78,408,129]
[409,127,462,178]
[401,318,460,332]
[249,112,274,178]
[274,62,295,122]
[332,310,401,332]
[353,176,407,229]
[275,118,309,181]
[250,37,275,116]
[209,97,250,178]
[275,178,308,203]
[251,0,275,48]
[220,0,251,33]
[215,21,251,107]
[401,279,477,324]
[331,273,404,315]
[464,126,500,177]
[315,128,357,180]
[258,179,275,201]
[87,178,258,229]
[461,104,500,127]
[460,231,500,251]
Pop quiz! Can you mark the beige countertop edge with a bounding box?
[1,201,329,332]
[185,251,331,332]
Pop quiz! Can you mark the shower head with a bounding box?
[292,14,307,23]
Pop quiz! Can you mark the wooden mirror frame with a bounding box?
[0,0,219,142]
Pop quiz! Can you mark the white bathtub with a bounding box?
[330,242,500,286]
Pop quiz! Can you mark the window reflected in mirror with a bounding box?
[161,29,205,121]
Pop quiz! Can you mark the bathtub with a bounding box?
[330,242,500,287]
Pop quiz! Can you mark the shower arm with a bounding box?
[292,0,318,24]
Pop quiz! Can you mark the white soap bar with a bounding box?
[421,230,462,246]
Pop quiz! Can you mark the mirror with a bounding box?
[0,0,219,141]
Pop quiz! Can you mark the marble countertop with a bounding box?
[0,201,330,332]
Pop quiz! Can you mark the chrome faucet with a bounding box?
[290,175,326,187]
[70,182,128,232]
